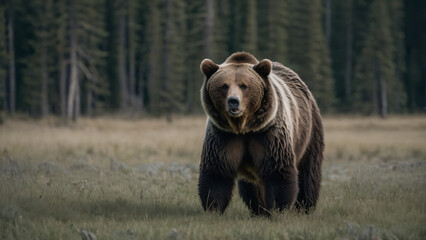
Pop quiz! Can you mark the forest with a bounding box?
[0,0,424,120]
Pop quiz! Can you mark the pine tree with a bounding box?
[64,0,108,120]
[55,0,67,118]
[6,0,15,114]
[82,0,108,116]
[204,0,214,58]
[287,1,310,73]
[219,0,258,57]
[287,0,335,112]
[353,0,404,117]
[21,0,56,116]
[128,0,137,107]
[212,0,231,61]
[404,0,426,112]
[129,0,146,109]
[388,0,406,112]
[343,0,354,109]
[185,0,204,112]
[161,0,187,120]
[117,0,128,109]
[241,0,257,54]
[136,0,150,111]
[104,0,119,109]
[228,0,243,53]
[0,4,6,111]
[257,0,287,63]
[330,0,354,111]
[146,0,163,114]
[115,0,143,111]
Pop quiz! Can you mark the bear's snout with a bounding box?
[227,96,241,116]
[227,96,240,108]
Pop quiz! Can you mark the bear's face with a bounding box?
[205,64,264,119]
[200,58,272,133]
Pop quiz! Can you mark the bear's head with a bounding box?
[200,52,276,134]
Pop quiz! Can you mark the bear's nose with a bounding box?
[227,96,240,109]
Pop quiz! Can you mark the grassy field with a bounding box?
[0,116,425,240]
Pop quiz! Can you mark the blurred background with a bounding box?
[0,0,424,120]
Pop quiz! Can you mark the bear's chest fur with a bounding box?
[222,134,267,184]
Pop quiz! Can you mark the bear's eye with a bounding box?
[240,84,247,90]
[221,84,229,90]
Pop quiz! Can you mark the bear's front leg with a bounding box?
[238,180,270,216]
[264,169,299,211]
[198,170,235,213]
[198,123,242,214]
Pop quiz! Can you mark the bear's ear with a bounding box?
[200,59,219,79]
[253,59,272,78]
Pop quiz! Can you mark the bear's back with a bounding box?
[271,62,317,161]
[271,62,312,101]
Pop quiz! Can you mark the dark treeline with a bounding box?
[0,0,424,120]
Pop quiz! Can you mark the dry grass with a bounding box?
[324,116,426,161]
[0,115,425,240]
[1,115,424,166]
[0,116,206,167]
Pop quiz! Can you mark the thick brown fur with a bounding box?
[199,52,324,215]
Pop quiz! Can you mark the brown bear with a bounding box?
[198,52,324,216]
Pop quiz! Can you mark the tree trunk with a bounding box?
[377,59,387,118]
[41,39,49,117]
[67,12,78,121]
[325,0,332,43]
[163,0,171,122]
[75,79,80,121]
[2,71,7,111]
[59,56,67,118]
[379,77,387,118]
[374,59,387,118]
[424,69,426,110]
[423,52,426,110]
[87,86,92,116]
[118,13,128,109]
[138,62,145,109]
[373,61,379,114]
[58,0,67,118]
[7,0,15,114]
[204,0,214,58]
[344,0,353,103]
[185,66,193,112]
[128,2,136,107]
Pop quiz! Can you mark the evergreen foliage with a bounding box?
[185,0,204,112]
[212,0,231,61]
[22,0,56,116]
[0,0,421,119]
[287,0,335,112]
[353,0,405,117]
[404,0,425,112]
[146,0,163,114]
[257,0,287,63]
[0,4,6,110]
